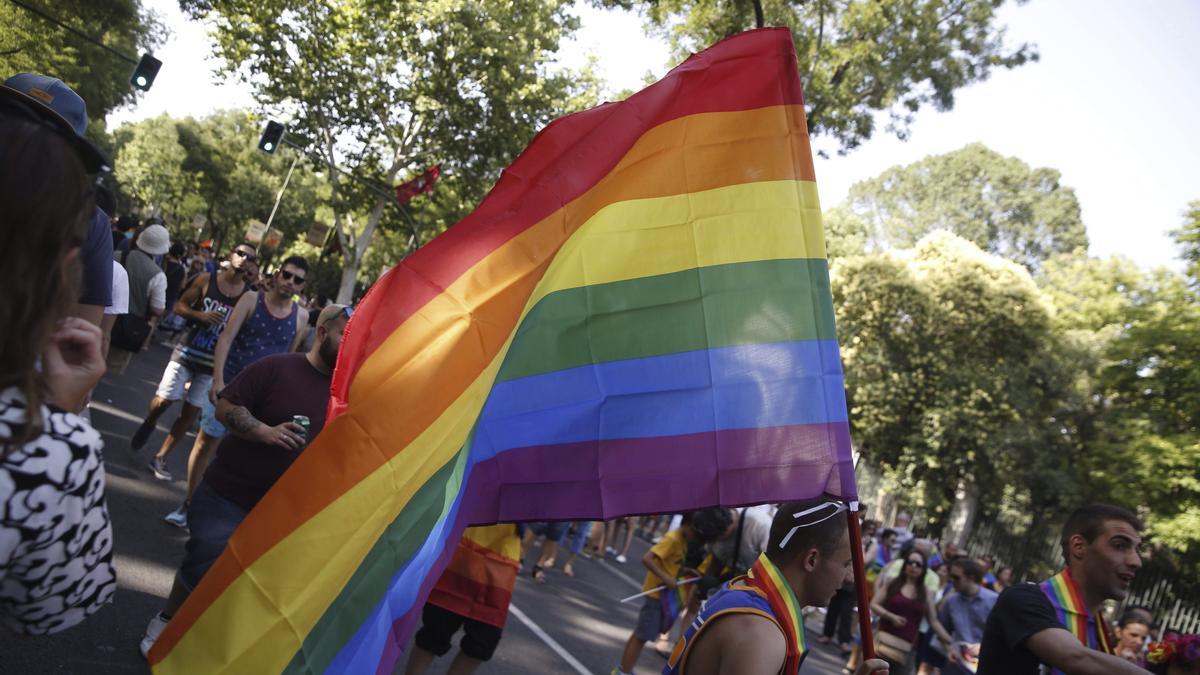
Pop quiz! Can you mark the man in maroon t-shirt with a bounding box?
[138,303,352,659]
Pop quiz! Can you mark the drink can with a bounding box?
[292,415,310,442]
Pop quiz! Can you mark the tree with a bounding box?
[1173,200,1200,284]
[833,231,1077,532]
[113,110,325,252]
[598,0,1035,152]
[845,143,1088,271]
[180,0,602,302]
[1039,225,1200,579]
[0,0,165,127]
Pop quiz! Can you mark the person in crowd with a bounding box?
[406,525,523,675]
[979,555,997,589]
[1146,633,1200,675]
[0,83,116,634]
[130,245,256,515]
[1114,608,1153,665]
[871,549,954,674]
[157,242,188,338]
[139,302,349,658]
[521,521,570,583]
[107,224,170,375]
[100,259,129,359]
[993,565,1013,593]
[867,528,897,587]
[163,256,310,523]
[663,500,889,675]
[938,558,999,674]
[612,508,733,675]
[976,503,1148,674]
[916,559,952,675]
[891,512,914,557]
[605,516,638,564]
[556,521,595,577]
[3,73,112,327]
[112,214,139,251]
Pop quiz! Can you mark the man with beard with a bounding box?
[976,504,1147,675]
[138,304,351,659]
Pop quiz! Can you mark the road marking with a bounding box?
[595,559,641,589]
[88,400,147,425]
[508,603,591,675]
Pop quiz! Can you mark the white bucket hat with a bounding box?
[136,224,171,256]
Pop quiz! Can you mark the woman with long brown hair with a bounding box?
[871,547,954,674]
[0,78,115,635]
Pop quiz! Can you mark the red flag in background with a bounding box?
[395,164,441,205]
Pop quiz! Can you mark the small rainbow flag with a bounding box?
[660,575,697,628]
[149,27,856,674]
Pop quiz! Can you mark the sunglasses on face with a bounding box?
[950,574,963,582]
[279,269,306,284]
[232,249,257,261]
[906,559,924,567]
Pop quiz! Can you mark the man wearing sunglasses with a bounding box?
[160,257,314,524]
[131,245,257,497]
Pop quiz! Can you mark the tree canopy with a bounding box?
[598,0,1035,152]
[833,231,1075,531]
[844,143,1088,270]
[113,110,325,252]
[0,0,164,129]
[179,0,602,301]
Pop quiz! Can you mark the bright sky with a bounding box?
[108,0,1199,270]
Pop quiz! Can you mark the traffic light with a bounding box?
[130,53,162,91]
[258,120,285,154]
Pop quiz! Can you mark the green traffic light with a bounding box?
[264,142,274,151]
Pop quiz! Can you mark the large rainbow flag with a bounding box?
[149,27,856,674]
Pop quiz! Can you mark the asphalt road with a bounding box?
[1,342,854,675]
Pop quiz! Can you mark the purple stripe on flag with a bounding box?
[462,421,854,524]
[363,420,854,672]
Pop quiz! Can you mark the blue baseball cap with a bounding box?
[1,73,108,172]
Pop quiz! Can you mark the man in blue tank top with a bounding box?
[157,256,311,529]
[664,499,889,675]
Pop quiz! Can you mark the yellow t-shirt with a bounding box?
[641,528,688,597]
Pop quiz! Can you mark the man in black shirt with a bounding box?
[976,504,1147,675]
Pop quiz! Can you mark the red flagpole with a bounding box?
[847,500,882,672]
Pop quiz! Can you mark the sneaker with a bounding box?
[163,506,188,529]
[130,420,154,450]
[147,457,173,481]
[616,554,627,564]
[139,612,170,658]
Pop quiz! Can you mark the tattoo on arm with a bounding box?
[226,405,264,436]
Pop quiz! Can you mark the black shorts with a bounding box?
[414,603,504,661]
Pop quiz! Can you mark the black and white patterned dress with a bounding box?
[0,386,116,635]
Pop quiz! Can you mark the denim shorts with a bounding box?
[198,392,227,438]
[178,481,248,591]
[154,360,213,408]
[635,595,670,642]
[526,521,570,541]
